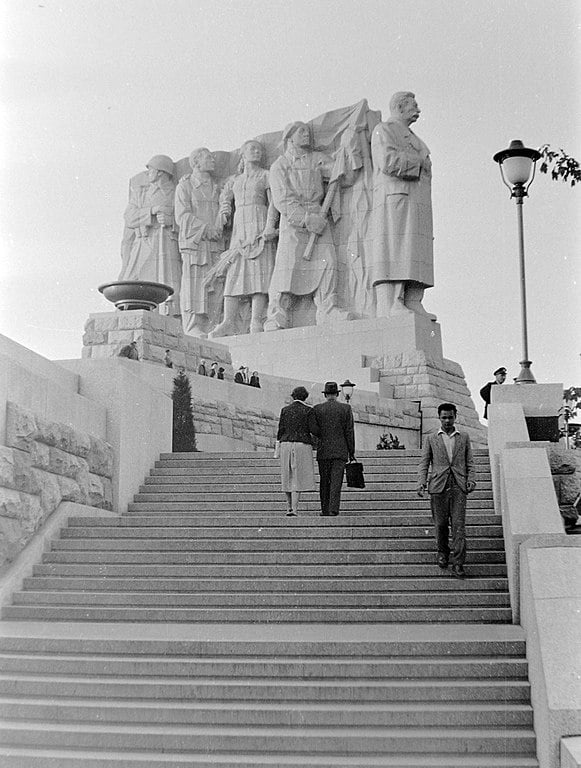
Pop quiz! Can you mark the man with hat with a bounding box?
[479,367,507,420]
[308,382,355,516]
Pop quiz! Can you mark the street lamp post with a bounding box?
[493,139,541,384]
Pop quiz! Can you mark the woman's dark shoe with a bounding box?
[451,564,466,579]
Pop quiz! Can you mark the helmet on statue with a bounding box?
[146,155,175,177]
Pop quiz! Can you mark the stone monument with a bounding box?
[110,96,486,441]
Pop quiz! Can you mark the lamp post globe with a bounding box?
[493,140,541,384]
[340,379,356,403]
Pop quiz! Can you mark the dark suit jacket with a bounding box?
[309,399,355,461]
[479,381,496,419]
[277,400,313,444]
[417,430,475,494]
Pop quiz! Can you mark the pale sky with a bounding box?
[1,0,580,407]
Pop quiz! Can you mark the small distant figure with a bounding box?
[234,366,246,384]
[249,370,261,388]
[197,360,207,376]
[308,381,356,517]
[416,402,476,579]
[209,361,218,378]
[275,386,316,517]
[164,349,173,368]
[217,367,225,380]
[479,367,507,420]
[118,341,139,360]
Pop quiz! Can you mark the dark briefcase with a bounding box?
[345,460,365,489]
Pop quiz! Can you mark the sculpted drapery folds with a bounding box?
[208,140,278,338]
[174,148,225,337]
[120,154,181,316]
[370,91,434,318]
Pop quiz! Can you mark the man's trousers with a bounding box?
[317,459,345,516]
[429,475,467,565]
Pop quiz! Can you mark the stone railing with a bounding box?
[0,401,113,570]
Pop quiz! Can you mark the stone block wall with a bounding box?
[192,398,279,451]
[83,310,235,379]
[191,392,420,452]
[367,350,487,446]
[0,402,113,570]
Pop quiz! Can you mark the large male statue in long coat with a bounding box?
[370,92,434,318]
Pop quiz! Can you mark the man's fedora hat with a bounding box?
[322,381,340,395]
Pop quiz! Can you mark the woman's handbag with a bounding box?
[345,459,365,489]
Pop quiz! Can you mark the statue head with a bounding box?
[189,147,216,174]
[146,154,174,182]
[238,140,265,172]
[282,121,312,150]
[389,91,420,125]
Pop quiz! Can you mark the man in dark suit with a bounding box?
[479,366,507,419]
[309,381,355,516]
[416,403,476,579]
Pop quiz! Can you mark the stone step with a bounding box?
[2,605,513,622]
[0,722,537,754]
[10,590,511,609]
[150,462,491,473]
[125,501,496,511]
[49,536,504,552]
[0,653,528,679]
[40,550,506,565]
[68,512,499,528]
[143,477,493,487]
[60,523,504,538]
[22,576,510,593]
[30,563,509,578]
[0,674,532,703]
[137,484,492,499]
[0,746,540,767]
[0,697,533,727]
[132,490,494,502]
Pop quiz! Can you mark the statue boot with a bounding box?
[183,312,208,338]
[404,284,437,321]
[209,297,239,338]
[249,294,268,333]
[264,292,290,332]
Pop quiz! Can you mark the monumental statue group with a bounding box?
[119,94,434,338]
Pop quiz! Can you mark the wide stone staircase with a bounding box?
[0,449,539,766]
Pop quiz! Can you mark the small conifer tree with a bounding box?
[172,370,197,452]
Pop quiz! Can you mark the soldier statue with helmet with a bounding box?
[120,154,181,316]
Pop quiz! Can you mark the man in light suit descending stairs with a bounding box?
[417,402,476,579]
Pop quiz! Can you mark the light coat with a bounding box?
[417,430,475,494]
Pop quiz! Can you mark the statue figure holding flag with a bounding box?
[264,121,359,331]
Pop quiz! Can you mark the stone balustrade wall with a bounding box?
[0,402,113,569]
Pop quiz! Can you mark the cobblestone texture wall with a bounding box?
[0,402,113,569]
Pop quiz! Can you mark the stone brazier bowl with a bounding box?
[98,281,174,311]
